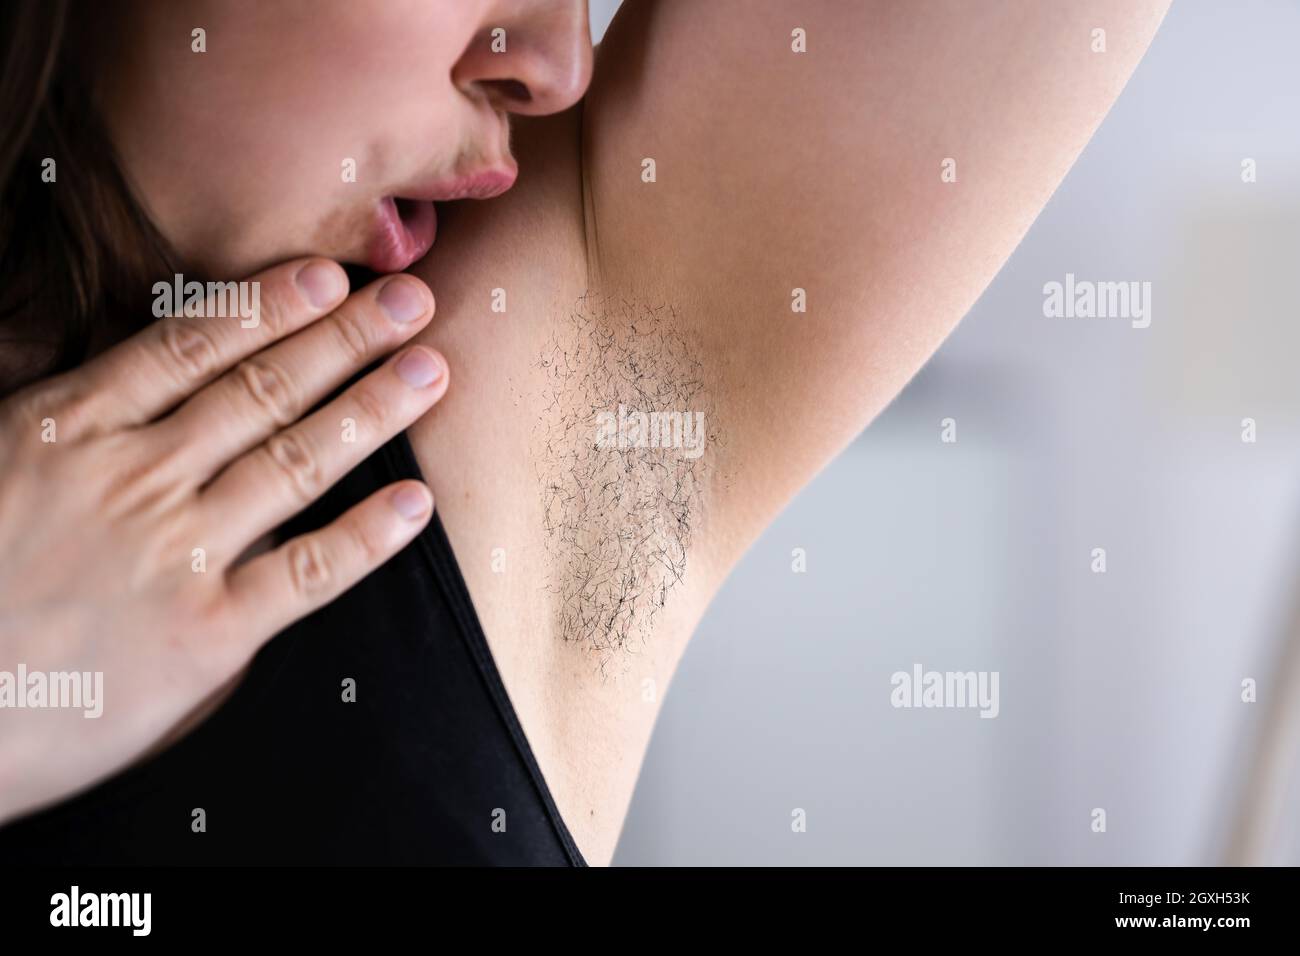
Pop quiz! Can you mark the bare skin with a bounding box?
[0,0,1171,864]
[407,0,1172,864]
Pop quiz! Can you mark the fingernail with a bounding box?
[396,348,444,388]
[296,261,346,308]
[377,278,428,323]
[390,485,432,520]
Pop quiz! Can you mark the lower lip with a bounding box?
[368,197,437,273]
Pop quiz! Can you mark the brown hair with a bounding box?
[0,0,177,394]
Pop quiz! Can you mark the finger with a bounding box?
[225,480,434,638]
[199,345,448,555]
[160,274,434,479]
[74,258,349,433]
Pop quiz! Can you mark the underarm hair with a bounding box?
[532,291,719,672]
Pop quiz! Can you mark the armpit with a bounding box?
[532,291,719,672]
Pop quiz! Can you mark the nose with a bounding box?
[453,2,594,117]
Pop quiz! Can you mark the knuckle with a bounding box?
[7,375,97,443]
[330,304,374,364]
[190,602,245,676]
[160,319,221,385]
[114,443,179,496]
[349,383,390,431]
[286,536,333,597]
[344,513,386,564]
[236,359,299,428]
[56,389,103,438]
[264,430,321,504]
[253,288,294,338]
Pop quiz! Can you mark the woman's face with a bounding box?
[102,0,593,277]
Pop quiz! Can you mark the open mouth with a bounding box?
[367,196,438,274]
[365,164,517,274]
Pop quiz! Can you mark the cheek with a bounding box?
[105,0,476,270]
[244,11,468,176]
[330,16,469,130]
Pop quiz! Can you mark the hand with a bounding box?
[0,258,447,825]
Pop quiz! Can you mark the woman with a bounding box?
[0,0,1169,865]
[0,0,592,864]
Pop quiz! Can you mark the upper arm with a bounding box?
[581,0,1169,546]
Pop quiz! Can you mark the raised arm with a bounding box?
[582,0,1170,554]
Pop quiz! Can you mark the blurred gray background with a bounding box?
[588,0,1300,865]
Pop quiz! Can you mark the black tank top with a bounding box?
[0,431,586,866]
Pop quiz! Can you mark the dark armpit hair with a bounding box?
[533,292,720,673]
[0,0,176,395]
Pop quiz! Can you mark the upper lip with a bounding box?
[393,160,518,203]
